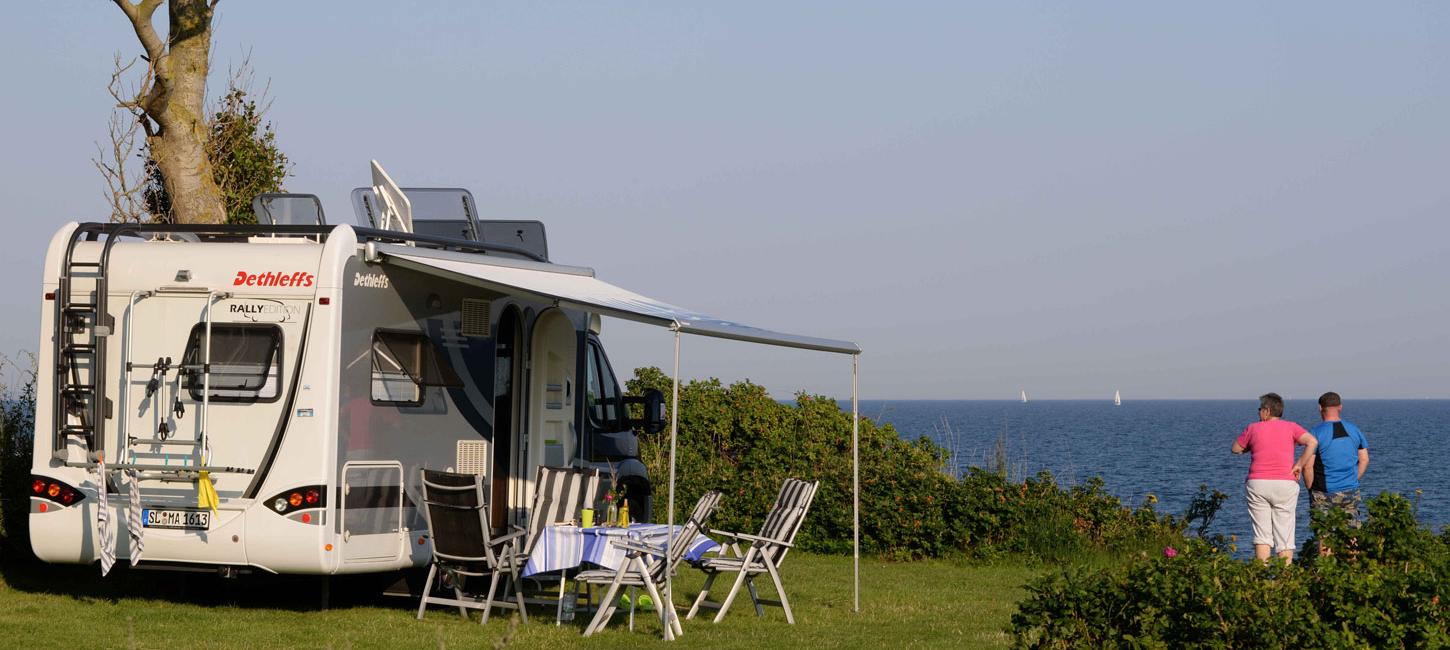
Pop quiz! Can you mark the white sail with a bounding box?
[1021,390,1028,403]
[1114,389,1122,406]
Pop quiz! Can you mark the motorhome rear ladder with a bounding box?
[53,224,116,461]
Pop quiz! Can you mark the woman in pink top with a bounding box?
[1230,393,1317,563]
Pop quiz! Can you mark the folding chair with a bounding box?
[577,491,722,639]
[687,478,819,624]
[513,465,601,622]
[416,469,528,624]
[517,465,603,558]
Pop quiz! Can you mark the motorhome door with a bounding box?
[523,310,577,515]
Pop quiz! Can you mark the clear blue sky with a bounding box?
[3,3,1448,399]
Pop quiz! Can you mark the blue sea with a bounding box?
[859,399,1449,554]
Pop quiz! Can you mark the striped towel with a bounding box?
[522,523,719,577]
[126,469,143,566]
[95,459,115,576]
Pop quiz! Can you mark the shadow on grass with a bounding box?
[0,551,418,612]
[0,550,664,626]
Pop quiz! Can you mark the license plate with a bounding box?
[142,508,211,530]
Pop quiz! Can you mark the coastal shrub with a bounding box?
[627,367,952,558]
[1010,492,1450,648]
[626,367,1189,561]
[943,470,1193,562]
[0,356,37,559]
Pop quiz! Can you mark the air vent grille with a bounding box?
[461,299,491,337]
[456,440,489,476]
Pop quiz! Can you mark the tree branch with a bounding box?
[113,0,172,125]
[112,0,167,66]
[94,55,152,223]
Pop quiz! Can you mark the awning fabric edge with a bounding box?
[378,249,861,355]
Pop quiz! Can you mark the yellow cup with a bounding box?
[581,508,594,528]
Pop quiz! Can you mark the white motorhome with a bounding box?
[28,181,693,577]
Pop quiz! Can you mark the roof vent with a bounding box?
[461,299,491,337]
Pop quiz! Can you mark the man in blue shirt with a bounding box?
[1305,392,1370,532]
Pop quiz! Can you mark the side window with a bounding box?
[586,346,605,426]
[585,340,621,429]
[182,324,282,403]
[371,330,463,406]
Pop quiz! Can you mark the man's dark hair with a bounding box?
[1259,393,1285,417]
[1318,392,1342,408]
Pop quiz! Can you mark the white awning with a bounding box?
[373,244,861,355]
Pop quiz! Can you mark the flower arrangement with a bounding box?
[603,460,627,526]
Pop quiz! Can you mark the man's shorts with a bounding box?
[1310,489,1362,528]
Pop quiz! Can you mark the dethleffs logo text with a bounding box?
[233,271,315,288]
[353,272,390,289]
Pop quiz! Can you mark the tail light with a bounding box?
[32,476,85,508]
[267,485,326,516]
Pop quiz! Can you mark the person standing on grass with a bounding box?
[1231,392,1317,563]
[1302,391,1370,550]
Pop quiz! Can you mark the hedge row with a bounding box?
[1011,493,1450,648]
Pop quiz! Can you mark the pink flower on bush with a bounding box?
[1163,546,1178,558]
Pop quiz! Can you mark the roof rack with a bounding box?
[65,221,549,263]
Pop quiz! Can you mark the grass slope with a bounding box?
[0,553,1035,649]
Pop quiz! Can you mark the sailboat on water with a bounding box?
[1114,390,1122,406]
[1021,390,1028,403]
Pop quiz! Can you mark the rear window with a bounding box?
[182,324,283,403]
[371,330,463,405]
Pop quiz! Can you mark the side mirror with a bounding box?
[622,389,667,434]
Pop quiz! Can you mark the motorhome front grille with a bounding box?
[461,299,491,337]
[456,440,489,475]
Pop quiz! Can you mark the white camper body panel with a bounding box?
[30,223,599,575]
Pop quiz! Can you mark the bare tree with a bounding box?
[111,0,226,224]
[93,55,153,222]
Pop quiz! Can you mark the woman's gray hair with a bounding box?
[1258,393,1285,418]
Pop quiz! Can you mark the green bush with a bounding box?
[0,356,37,560]
[625,368,1190,561]
[1010,492,1450,648]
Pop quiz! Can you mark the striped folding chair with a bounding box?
[513,465,601,621]
[577,490,723,639]
[686,478,819,625]
[518,465,602,558]
[416,469,528,625]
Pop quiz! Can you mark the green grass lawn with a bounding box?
[0,553,1037,649]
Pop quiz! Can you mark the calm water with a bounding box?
[860,399,1449,553]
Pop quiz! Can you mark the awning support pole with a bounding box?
[852,353,860,613]
[664,326,681,638]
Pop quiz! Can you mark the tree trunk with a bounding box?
[115,0,226,224]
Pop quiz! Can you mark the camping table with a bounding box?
[522,523,719,578]
[522,523,720,626]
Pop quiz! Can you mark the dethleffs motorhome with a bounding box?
[30,165,858,580]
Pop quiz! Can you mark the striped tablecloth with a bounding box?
[522,523,719,577]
